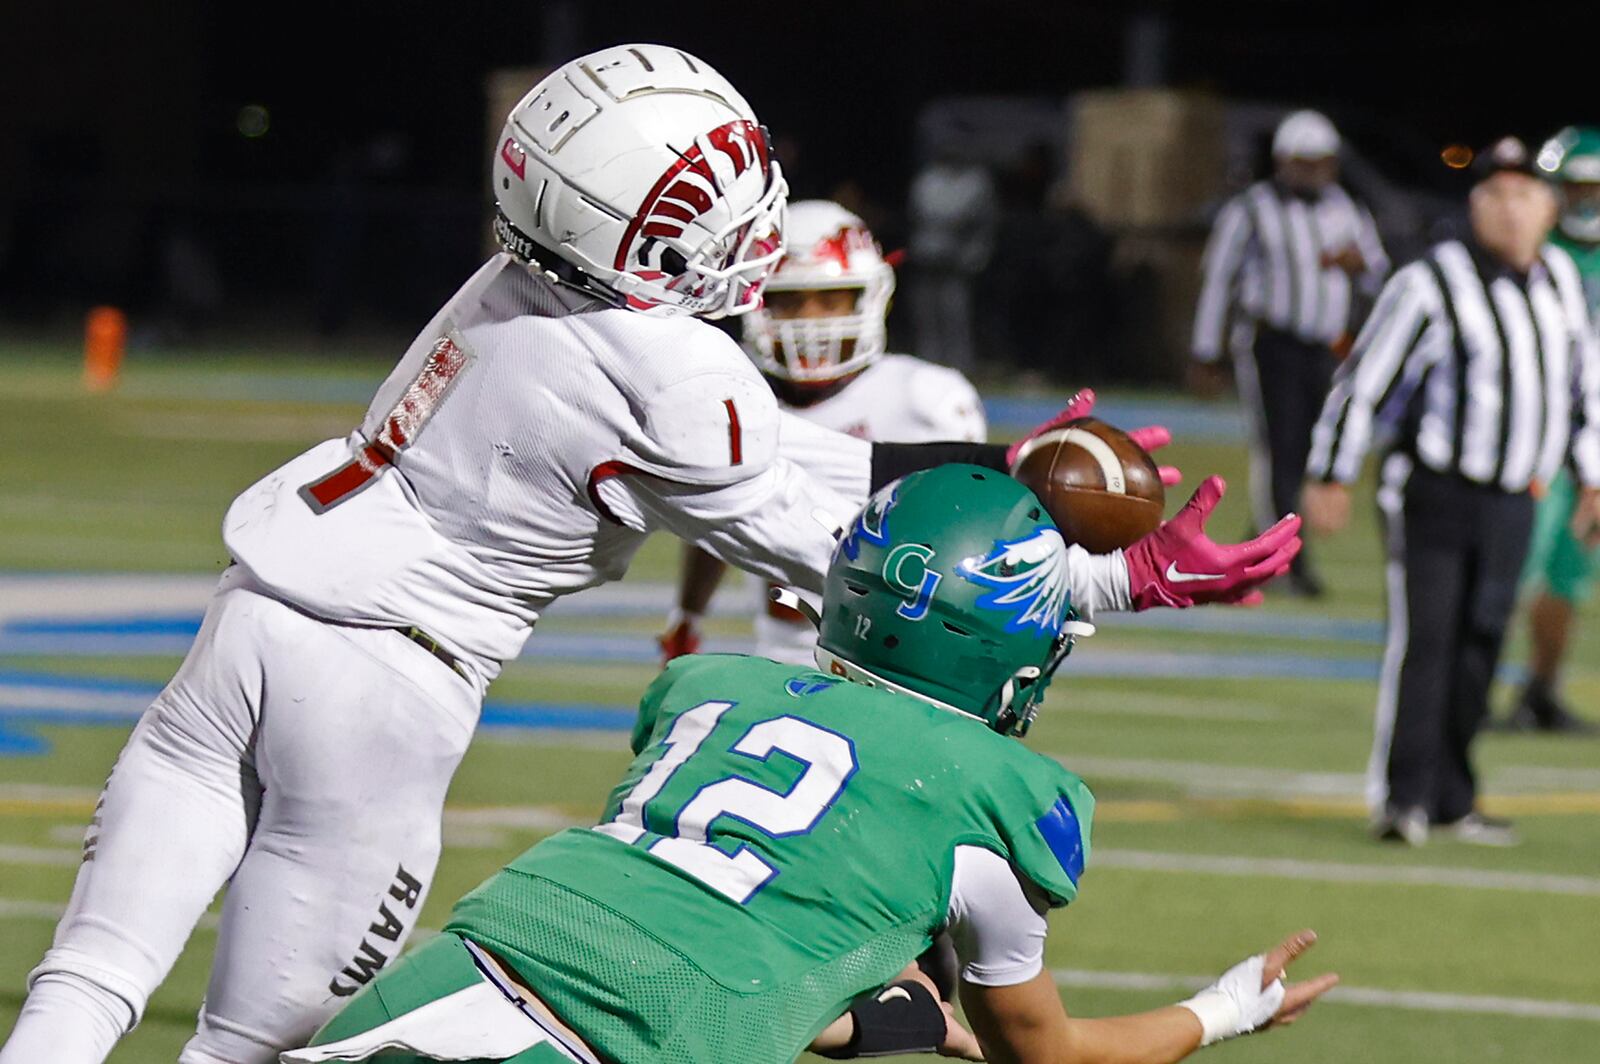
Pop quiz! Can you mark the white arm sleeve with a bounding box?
[777,412,873,511]
[945,845,1051,987]
[1069,546,1132,618]
[595,458,853,594]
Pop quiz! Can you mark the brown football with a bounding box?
[1009,417,1165,552]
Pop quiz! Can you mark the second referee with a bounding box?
[1304,137,1600,847]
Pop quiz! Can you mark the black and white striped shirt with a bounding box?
[1307,239,1600,491]
[1192,181,1390,362]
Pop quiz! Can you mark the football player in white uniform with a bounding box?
[1,45,1302,1064]
[661,200,990,666]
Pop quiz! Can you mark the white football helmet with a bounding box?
[745,200,896,383]
[492,44,787,319]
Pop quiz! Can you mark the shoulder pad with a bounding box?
[986,753,1096,907]
[630,369,779,486]
[903,360,986,441]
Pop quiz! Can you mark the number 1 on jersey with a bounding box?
[596,699,858,904]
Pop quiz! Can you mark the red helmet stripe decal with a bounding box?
[663,181,715,214]
[652,201,698,225]
[613,120,768,272]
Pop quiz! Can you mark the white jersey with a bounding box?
[780,353,986,443]
[223,254,871,689]
[755,355,987,665]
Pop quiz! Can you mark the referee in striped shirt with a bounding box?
[1304,136,1600,847]
[1193,110,1389,596]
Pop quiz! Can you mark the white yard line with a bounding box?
[0,898,72,921]
[1055,754,1600,800]
[1052,969,1600,1022]
[0,897,219,930]
[0,783,101,803]
[0,685,154,714]
[1058,754,1364,798]
[1093,849,1600,897]
[0,574,218,624]
[0,844,80,867]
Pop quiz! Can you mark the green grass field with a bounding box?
[3,342,1599,1062]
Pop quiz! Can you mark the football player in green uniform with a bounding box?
[1508,128,1600,732]
[283,467,1335,1064]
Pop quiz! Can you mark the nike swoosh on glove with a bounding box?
[1005,388,1183,487]
[1124,476,1301,610]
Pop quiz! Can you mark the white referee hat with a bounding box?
[1273,110,1341,159]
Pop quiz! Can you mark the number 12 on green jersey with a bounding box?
[595,700,859,904]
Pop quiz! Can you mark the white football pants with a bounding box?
[2,568,478,1064]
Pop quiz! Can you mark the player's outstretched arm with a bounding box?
[962,931,1336,1064]
[658,543,729,665]
[1123,477,1301,610]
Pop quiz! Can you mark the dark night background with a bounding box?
[2,0,1597,374]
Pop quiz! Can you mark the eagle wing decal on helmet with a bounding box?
[959,529,1072,636]
[839,484,898,562]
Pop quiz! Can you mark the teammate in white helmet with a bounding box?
[1,45,1300,1064]
[660,200,988,666]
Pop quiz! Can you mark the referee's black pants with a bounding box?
[1375,462,1535,822]
[1237,326,1336,571]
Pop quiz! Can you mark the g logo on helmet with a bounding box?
[884,543,942,622]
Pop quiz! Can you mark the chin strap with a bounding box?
[989,617,1096,736]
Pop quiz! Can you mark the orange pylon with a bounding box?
[83,306,127,392]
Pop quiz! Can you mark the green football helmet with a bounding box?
[814,464,1092,736]
[1538,126,1600,242]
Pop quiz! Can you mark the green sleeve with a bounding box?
[991,759,1096,908]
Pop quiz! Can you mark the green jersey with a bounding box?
[446,654,1094,1064]
[1553,231,1600,316]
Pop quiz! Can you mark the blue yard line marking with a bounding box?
[6,616,203,636]
[480,703,633,731]
[0,697,633,757]
[0,725,49,756]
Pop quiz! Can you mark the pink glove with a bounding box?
[1126,425,1183,488]
[1006,388,1098,467]
[1124,477,1301,610]
[1006,389,1183,487]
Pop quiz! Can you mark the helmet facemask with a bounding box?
[746,200,896,383]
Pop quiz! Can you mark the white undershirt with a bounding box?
[944,845,1051,986]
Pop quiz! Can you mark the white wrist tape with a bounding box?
[1177,954,1285,1047]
